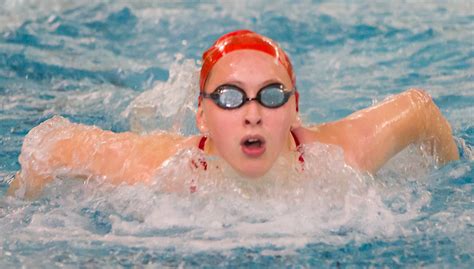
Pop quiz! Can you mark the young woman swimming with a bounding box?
[8,30,459,198]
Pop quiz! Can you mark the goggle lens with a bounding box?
[259,85,286,108]
[217,88,244,109]
[202,83,295,109]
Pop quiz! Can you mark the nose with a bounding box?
[243,100,262,126]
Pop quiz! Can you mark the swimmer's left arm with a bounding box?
[302,89,459,174]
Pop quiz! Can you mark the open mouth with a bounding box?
[241,135,266,157]
[244,138,263,148]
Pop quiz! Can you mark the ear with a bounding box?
[196,104,209,134]
[290,113,302,130]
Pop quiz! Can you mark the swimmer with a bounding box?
[8,30,459,198]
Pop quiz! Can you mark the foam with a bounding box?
[123,56,199,135]
[0,1,472,266]
[4,108,445,251]
[4,142,440,252]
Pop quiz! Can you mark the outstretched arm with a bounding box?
[8,116,195,198]
[300,89,459,174]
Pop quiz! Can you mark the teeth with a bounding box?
[244,138,262,147]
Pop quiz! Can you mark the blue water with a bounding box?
[0,1,473,268]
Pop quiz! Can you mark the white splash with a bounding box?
[122,56,199,134]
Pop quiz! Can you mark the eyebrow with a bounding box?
[259,79,284,88]
[217,79,284,89]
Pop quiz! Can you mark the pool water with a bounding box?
[0,1,473,267]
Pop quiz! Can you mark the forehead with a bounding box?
[205,50,293,89]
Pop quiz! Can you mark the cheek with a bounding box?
[264,110,294,140]
[205,110,240,138]
[270,105,295,126]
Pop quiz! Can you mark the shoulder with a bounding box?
[140,132,201,152]
[291,124,344,146]
[38,116,200,151]
[122,133,200,178]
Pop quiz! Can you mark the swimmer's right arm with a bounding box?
[7,116,197,198]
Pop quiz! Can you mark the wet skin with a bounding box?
[7,51,459,198]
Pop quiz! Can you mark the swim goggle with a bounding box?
[200,83,296,109]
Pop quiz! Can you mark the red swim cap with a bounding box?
[200,30,296,90]
[199,30,298,110]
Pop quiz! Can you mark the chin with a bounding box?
[222,154,276,179]
[235,164,271,179]
[240,171,267,179]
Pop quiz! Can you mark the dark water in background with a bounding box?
[0,1,472,267]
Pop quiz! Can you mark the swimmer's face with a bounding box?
[197,50,299,178]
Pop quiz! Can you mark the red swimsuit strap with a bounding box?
[198,136,207,150]
[291,130,305,164]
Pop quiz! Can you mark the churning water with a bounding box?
[0,1,472,267]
